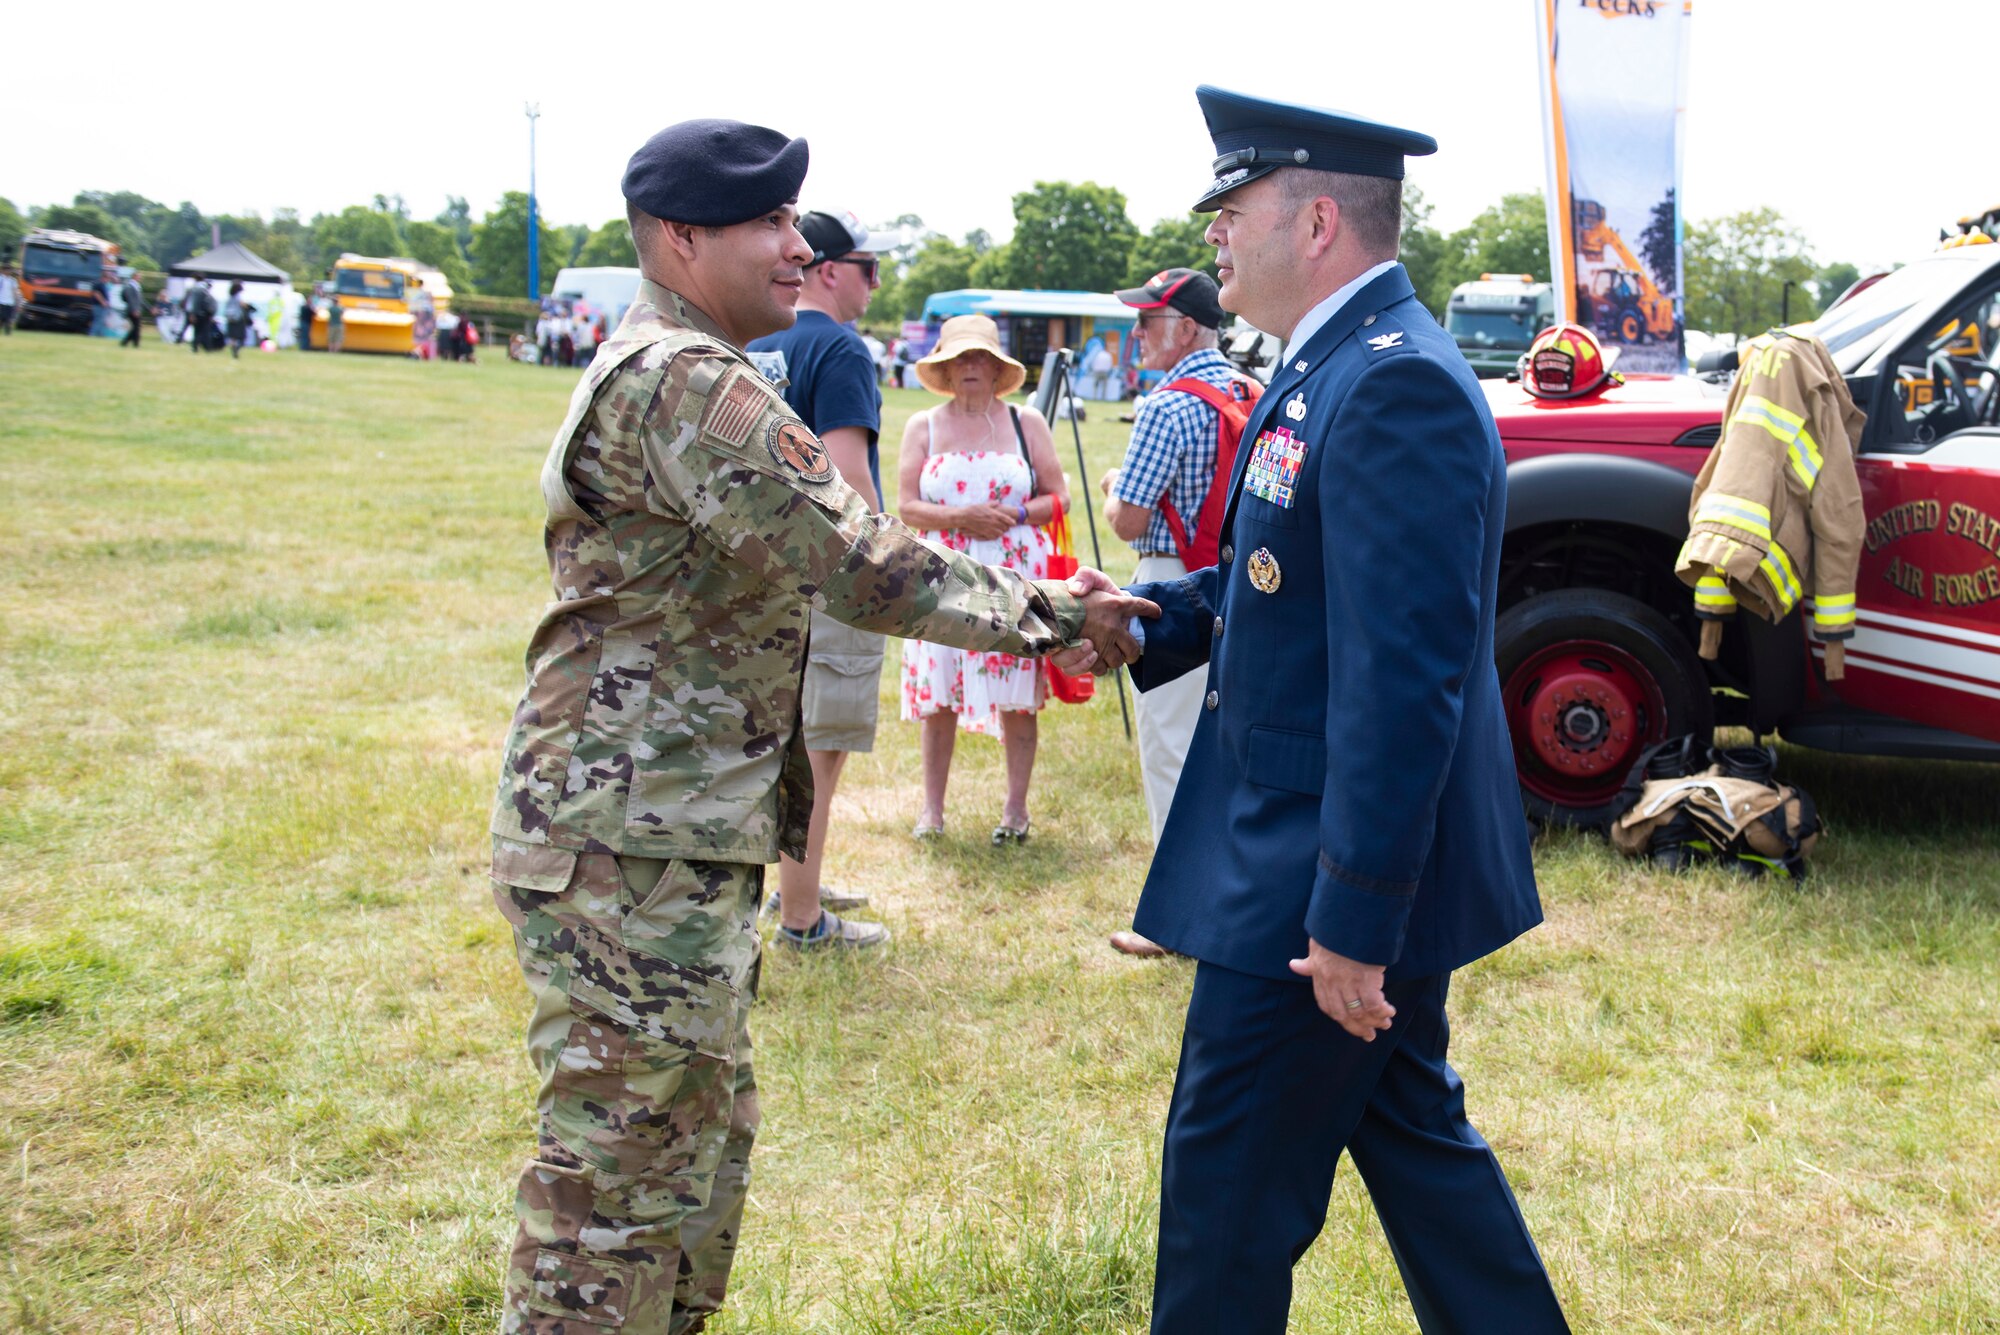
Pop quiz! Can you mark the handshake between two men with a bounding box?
[1054,567,1156,677]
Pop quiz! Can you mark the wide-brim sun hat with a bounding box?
[915,315,1028,397]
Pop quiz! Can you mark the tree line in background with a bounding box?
[872,182,1864,342]
[0,190,634,300]
[1,182,1866,338]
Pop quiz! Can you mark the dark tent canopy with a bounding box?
[170,241,290,284]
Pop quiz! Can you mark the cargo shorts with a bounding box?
[802,610,885,753]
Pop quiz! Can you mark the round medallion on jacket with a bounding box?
[1247,547,1282,593]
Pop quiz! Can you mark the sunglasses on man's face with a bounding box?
[830,256,880,281]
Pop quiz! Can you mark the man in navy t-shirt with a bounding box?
[746,209,898,952]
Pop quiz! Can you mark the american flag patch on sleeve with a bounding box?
[703,370,766,447]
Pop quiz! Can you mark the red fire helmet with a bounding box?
[1519,323,1621,400]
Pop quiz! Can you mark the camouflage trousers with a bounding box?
[491,838,763,1334]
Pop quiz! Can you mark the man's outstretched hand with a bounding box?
[1289,938,1396,1041]
[1053,568,1158,675]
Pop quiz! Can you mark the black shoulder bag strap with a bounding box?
[1009,404,1036,497]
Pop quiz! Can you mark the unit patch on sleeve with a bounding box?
[1244,426,1308,509]
[767,417,834,483]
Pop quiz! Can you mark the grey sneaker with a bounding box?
[760,887,870,919]
[773,910,890,952]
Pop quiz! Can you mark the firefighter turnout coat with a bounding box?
[1676,332,1867,646]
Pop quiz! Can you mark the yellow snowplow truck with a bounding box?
[310,255,451,354]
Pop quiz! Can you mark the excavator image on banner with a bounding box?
[1572,199,1676,345]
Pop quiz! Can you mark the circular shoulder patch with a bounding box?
[766,418,834,483]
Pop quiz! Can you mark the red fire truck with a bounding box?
[1487,241,2000,826]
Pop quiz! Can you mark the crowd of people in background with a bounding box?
[431,307,479,362]
[531,306,608,368]
[1,260,575,369]
[0,258,502,360]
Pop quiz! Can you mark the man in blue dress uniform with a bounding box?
[1122,86,1571,1332]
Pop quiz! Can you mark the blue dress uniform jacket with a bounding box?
[1128,263,1541,980]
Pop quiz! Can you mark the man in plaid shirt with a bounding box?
[1102,267,1236,956]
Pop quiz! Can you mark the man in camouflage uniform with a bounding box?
[488,118,1153,1334]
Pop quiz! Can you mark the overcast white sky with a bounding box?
[6,1,1993,272]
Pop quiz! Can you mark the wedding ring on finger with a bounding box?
[1344,998,1364,1011]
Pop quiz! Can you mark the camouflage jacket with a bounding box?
[492,280,1086,863]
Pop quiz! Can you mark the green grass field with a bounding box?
[1,330,1997,1333]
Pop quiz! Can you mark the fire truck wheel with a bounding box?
[1496,588,1713,831]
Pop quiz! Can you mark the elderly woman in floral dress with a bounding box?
[896,315,1071,844]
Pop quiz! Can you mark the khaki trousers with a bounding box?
[1133,554,1206,845]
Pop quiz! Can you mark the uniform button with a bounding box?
[1220,543,1235,563]
[1205,690,1219,711]
[1363,314,1377,326]
[1213,616,1224,638]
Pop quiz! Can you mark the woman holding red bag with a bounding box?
[896,315,1071,844]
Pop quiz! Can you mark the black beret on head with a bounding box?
[622,118,809,227]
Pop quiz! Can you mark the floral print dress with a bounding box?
[900,446,1054,735]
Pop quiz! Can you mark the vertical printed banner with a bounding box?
[1536,0,1692,373]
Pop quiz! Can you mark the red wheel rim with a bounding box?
[1504,638,1669,808]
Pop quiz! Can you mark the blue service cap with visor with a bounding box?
[1191,85,1437,212]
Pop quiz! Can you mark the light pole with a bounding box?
[525,102,541,301]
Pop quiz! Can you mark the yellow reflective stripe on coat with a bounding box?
[1811,592,1857,628]
[1767,540,1803,597]
[1732,395,1824,491]
[1759,542,1802,611]
[1694,574,1737,610]
[1694,493,1773,539]
[1788,427,1824,490]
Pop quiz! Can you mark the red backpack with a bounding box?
[1154,375,1263,570]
